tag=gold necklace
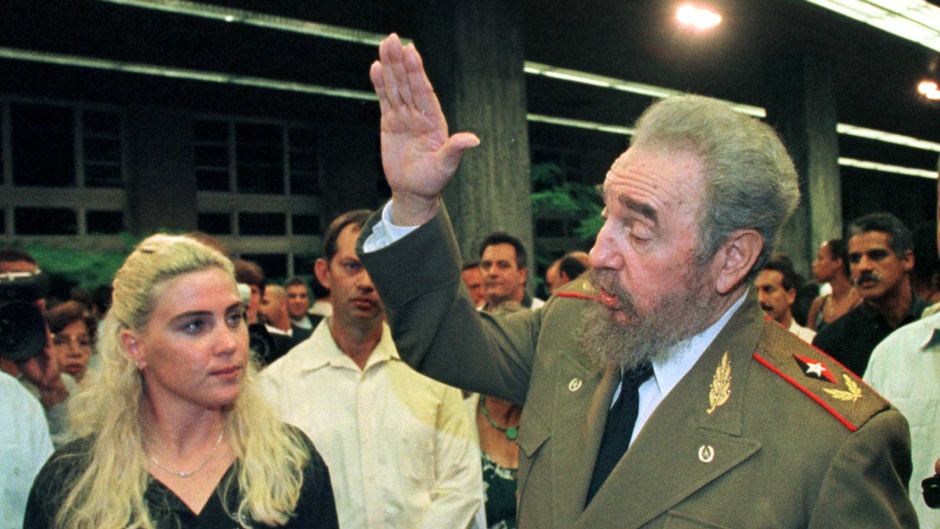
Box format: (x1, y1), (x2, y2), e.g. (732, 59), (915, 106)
(149, 431), (224, 478)
(479, 396), (519, 441)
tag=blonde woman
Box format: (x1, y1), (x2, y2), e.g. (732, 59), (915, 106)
(24, 235), (338, 529)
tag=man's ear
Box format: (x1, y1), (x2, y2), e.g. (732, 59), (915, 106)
(519, 266), (528, 285)
(901, 249), (915, 273)
(120, 329), (146, 369)
(712, 229), (764, 295)
(786, 288), (797, 306)
(314, 258), (331, 290)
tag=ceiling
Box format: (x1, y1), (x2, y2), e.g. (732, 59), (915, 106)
(1, 0), (937, 172)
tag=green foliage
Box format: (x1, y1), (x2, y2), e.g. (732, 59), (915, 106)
(15, 232), (141, 292)
(530, 162), (602, 244)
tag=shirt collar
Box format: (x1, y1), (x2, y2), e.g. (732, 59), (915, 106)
(919, 313), (940, 351)
(650, 289), (748, 397)
(292, 318), (399, 372)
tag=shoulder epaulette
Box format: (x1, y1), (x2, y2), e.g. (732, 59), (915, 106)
(751, 318), (889, 432)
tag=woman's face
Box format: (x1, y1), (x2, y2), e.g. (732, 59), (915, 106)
(123, 267), (248, 415)
(52, 319), (92, 380)
(811, 242), (841, 283)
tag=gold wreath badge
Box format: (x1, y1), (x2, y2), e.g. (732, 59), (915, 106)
(823, 374), (863, 403)
(706, 351), (731, 414)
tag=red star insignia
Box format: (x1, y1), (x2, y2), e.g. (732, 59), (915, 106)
(793, 353), (837, 383)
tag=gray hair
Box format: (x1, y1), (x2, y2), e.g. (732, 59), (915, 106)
(630, 95), (800, 281)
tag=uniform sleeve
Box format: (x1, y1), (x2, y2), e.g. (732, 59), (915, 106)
(415, 386), (484, 529)
(359, 207), (540, 405)
(807, 409), (918, 528)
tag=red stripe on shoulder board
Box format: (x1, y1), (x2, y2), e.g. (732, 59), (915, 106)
(752, 352), (858, 432)
(555, 292), (596, 301)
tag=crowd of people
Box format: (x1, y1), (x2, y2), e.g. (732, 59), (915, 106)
(2, 32), (940, 529)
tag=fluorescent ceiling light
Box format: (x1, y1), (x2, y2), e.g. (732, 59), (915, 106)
(676, 4), (723, 30)
(803, 0), (940, 53)
(836, 124), (940, 152)
(0, 47), (377, 102)
(527, 113), (635, 136)
(839, 157), (938, 179)
(97, 0), (408, 46)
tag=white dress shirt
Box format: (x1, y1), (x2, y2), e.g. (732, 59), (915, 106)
(0, 371), (53, 529)
(865, 312), (940, 529)
(261, 320), (483, 529)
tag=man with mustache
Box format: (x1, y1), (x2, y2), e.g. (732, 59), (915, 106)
(865, 156), (940, 529)
(359, 34), (915, 529)
(756, 254), (816, 343)
(813, 212), (927, 375)
(262, 209), (483, 529)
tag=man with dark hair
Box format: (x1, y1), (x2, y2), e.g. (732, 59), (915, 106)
(813, 212), (927, 375)
(547, 251), (591, 295)
(262, 209), (482, 529)
(756, 254), (815, 342)
(479, 231), (543, 310)
(357, 34), (915, 529)
(865, 155), (940, 527)
(284, 277), (319, 330)
(460, 261), (485, 308)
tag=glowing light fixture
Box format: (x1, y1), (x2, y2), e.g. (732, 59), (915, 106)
(918, 80), (940, 100)
(676, 4), (723, 30)
(803, 0), (940, 53)
(839, 157), (938, 179)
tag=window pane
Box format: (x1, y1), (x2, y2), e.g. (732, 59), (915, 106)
(86, 210), (124, 234)
(292, 214), (320, 235)
(236, 123), (283, 194)
(85, 163), (123, 188)
(0, 209), (5, 234)
(195, 144), (229, 168)
(15, 207), (77, 235)
(196, 169), (230, 192)
(84, 137), (121, 163)
(83, 110), (120, 136)
(289, 127), (319, 196)
(12, 104), (75, 187)
(239, 212), (285, 236)
(194, 120), (228, 143)
(240, 253), (287, 280)
(293, 253), (317, 277)
(198, 213), (232, 235)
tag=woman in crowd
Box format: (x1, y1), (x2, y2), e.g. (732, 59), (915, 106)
(25, 234), (338, 529)
(807, 238), (860, 331)
(45, 301), (94, 382)
(470, 302), (523, 529)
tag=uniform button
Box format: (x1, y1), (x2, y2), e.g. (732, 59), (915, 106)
(568, 378), (583, 392)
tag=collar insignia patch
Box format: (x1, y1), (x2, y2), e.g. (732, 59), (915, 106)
(793, 353), (837, 384)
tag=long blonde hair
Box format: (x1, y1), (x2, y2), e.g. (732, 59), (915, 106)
(57, 234), (310, 528)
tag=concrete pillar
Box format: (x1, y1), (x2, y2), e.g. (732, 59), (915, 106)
(764, 55), (842, 276)
(126, 107), (197, 235)
(416, 0), (533, 269)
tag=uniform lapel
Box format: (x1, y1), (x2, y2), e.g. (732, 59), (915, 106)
(575, 295), (766, 529)
(551, 355), (617, 524)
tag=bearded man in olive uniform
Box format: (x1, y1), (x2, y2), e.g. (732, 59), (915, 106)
(358, 34), (917, 529)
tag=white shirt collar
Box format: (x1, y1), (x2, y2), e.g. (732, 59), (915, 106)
(650, 289), (748, 398)
(293, 318), (399, 372)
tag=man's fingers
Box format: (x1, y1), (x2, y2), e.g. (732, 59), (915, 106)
(370, 61), (393, 118)
(404, 43), (445, 122)
(440, 132), (481, 173)
(379, 35), (403, 108)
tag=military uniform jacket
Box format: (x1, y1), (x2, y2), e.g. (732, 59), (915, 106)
(359, 209), (917, 529)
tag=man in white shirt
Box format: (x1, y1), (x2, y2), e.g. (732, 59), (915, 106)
(284, 277), (315, 330)
(755, 254), (816, 342)
(478, 232), (544, 310)
(0, 370), (53, 529)
(262, 209), (482, 529)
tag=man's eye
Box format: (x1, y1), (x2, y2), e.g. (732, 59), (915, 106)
(226, 313), (244, 328)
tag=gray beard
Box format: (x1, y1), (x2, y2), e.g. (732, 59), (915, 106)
(578, 268), (716, 371)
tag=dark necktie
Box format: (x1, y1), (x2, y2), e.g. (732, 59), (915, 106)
(586, 362), (654, 506)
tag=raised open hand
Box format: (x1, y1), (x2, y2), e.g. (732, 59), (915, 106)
(370, 33), (480, 225)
